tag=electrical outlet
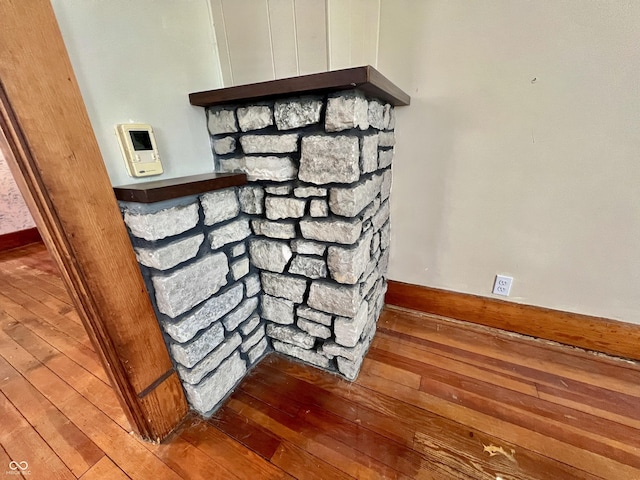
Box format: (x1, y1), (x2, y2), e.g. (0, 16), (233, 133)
(492, 275), (513, 296)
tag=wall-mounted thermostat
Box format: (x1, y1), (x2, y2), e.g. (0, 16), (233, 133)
(115, 123), (164, 177)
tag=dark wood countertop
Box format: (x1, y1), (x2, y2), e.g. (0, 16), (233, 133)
(113, 172), (247, 203)
(189, 65), (410, 108)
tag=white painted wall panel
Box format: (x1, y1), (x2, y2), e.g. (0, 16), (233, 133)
(327, 0), (351, 70)
(268, 0), (300, 78)
(210, 0), (234, 85)
(294, 0), (328, 75)
(222, 0), (275, 85)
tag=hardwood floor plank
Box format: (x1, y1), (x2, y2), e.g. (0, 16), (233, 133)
(209, 404), (282, 460)
(0, 312), (129, 429)
(0, 356), (104, 477)
(178, 415), (291, 480)
(79, 456), (131, 480)
(0, 292), (107, 383)
(227, 391), (410, 480)
(0, 391), (75, 480)
(381, 307), (640, 396)
(264, 355), (604, 480)
(270, 441), (356, 480)
(363, 357), (422, 389)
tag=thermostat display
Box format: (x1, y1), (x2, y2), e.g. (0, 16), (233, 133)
(116, 123), (164, 178)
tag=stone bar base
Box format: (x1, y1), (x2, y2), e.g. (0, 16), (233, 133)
(119, 87), (396, 415)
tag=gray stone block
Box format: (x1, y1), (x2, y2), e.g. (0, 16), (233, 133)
(308, 281), (361, 318)
(297, 318), (331, 339)
(218, 156), (244, 173)
(251, 219), (297, 239)
(241, 324), (266, 353)
(329, 174), (382, 217)
(161, 282), (243, 343)
(337, 355), (364, 381)
(387, 106), (396, 130)
(266, 324), (315, 349)
(208, 109), (238, 135)
(231, 256), (249, 280)
(231, 242), (246, 258)
(272, 340), (330, 369)
(183, 351), (246, 414)
(244, 156), (297, 182)
(248, 337), (269, 364)
(261, 294), (295, 324)
(261, 272), (307, 303)
(309, 199), (328, 217)
(238, 185), (264, 215)
(152, 253), (229, 318)
(378, 131), (395, 147)
(209, 218), (251, 250)
(381, 169), (392, 202)
(245, 273), (261, 297)
(291, 239), (326, 256)
(201, 189), (240, 226)
(361, 134), (379, 174)
(265, 185), (292, 195)
(170, 322), (224, 368)
(124, 202), (199, 241)
(274, 97), (322, 130)
(293, 186), (327, 198)
(237, 105), (273, 132)
(380, 221), (390, 250)
(296, 305), (332, 326)
(372, 232), (381, 255)
(325, 90), (369, 132)
(299, 135), (360, 185)
(383, 104), (393, 130)
(240, 313), (261, 336)
(321, 340), (365, 362)
(240, 134), (298, 153)
(362, 197), (381, 223)
(288, 255), (327, 279)
(223, 296), (259, 332)
(177, 333), (242, 384)
(327, 229), (372, 284)
(213, 136), (236, 155)
(367, 100), (385, 130)
(372, 200), (390, 232)
(378, 149), (394, 169)
(334, 300), (369, 348)
(249, 238), (292, 273)
(300, 218), (362, 245)
(265, 197), (306, 220)
(135, 233), (204, 271)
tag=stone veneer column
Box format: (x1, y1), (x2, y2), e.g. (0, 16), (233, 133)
(119, 193), (267, 414)
(209, 89), (394, 380)
(119, 88), (397, 415)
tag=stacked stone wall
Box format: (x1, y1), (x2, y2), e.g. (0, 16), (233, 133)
(120, 194), (267, 414)
(119, 88), (395, 415)
(209, 89), (394, 380)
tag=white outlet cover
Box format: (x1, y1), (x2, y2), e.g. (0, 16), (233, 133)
(492, 275), (513, 296)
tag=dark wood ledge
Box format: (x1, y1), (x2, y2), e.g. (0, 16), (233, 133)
(189, 65), (410, 108)
(113, 172), (247, 203)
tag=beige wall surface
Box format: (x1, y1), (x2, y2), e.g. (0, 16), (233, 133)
(51, 0), (223, 186)
(378, 0), (640, 323)
(0, 150), (36, 235)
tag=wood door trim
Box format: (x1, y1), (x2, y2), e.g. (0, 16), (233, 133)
(0, 1), (187, 441)
(385, 280), (640, 362)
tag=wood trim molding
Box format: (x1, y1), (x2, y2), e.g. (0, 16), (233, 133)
(113, 172), (247, 203)
(0, 1), (187, 441)
(385, 280), (640, 362)
(0, 227), (41, 252)
(189, 65), (411, 107)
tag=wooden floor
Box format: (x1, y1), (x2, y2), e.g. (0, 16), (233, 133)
(0, 244), (639, 479)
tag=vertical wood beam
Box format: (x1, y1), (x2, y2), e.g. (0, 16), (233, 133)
(0, 0), (188, 441)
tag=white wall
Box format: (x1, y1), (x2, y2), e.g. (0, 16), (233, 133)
(378, 0), (640, 323)
(0, 150), (36, 235)
(51, 0), (223, 186)
(211, 0), (380, 86)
